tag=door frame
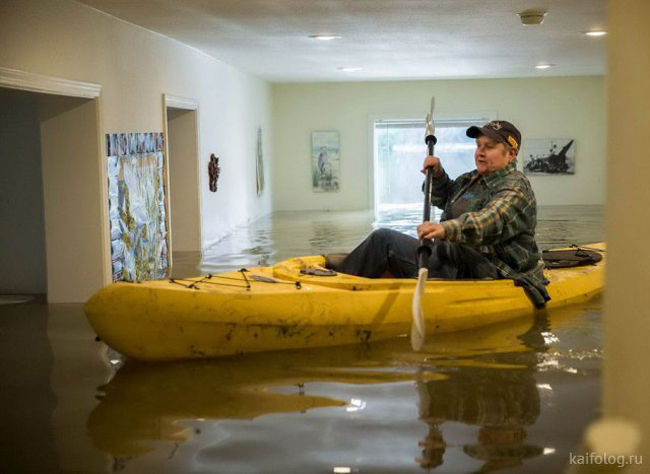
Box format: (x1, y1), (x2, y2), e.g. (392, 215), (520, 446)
(162, 94), (202, 264)
(0, 66), (109, 302)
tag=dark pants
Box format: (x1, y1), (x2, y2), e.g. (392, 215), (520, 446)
(337, 228), (499, 279)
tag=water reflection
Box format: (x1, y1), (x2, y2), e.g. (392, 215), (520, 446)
(88, 302), (599, 472)
(88, 342), (439, 459)
(415, 316), (549, 470)
(309, 220), (348, 251)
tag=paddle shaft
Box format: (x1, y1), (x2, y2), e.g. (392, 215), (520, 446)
(411, 99), (437, 350)
(417, 136), (437, 268)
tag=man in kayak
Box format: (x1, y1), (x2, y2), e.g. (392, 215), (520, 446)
(336, 120), (550, 307)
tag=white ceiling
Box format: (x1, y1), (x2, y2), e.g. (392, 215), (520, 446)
(77, 0), (607, 83)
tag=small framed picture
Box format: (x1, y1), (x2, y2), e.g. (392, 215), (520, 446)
(522, 138), (576, 175)
(311, 131), (340, 192)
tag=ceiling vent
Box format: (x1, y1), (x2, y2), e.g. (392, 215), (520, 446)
(518, 9), (547, 25)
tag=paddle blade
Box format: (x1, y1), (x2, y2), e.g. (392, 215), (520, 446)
(411, 267), (427, 351)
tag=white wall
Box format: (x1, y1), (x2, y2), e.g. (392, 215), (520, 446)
(273, 76), (605, 210)
(602, 0), (650, 469)
(38, 94), (106, 302)
(0, 0), (273, 255)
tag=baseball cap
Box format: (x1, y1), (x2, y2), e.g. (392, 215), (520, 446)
(466, 120), (521, 153)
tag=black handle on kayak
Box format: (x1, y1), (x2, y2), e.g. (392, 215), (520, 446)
(417, 135), (437, 268)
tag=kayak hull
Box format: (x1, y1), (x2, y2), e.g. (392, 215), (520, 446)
(84, 243), (605, 361)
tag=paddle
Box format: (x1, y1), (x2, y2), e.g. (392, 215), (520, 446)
(411, 97), (437, 351)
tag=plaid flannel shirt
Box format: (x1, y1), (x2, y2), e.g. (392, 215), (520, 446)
(430, 162), (548, 298)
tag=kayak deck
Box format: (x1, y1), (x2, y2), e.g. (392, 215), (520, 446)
(84, 243), (605, 361)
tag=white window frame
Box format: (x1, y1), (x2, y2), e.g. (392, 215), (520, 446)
(368, 112), (496, 216)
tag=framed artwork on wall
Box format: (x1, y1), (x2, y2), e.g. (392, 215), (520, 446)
(256, 126), (265, 196)
(522, 138), (576, 175)
(311, 131), (340, 192)
(106, 132), (169, 282)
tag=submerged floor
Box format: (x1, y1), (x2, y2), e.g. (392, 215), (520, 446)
(0, 205), (603, 473)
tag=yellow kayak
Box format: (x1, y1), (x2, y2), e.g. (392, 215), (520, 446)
(84, 243), (605, 361)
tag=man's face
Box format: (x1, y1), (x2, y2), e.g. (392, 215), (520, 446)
(474, 135), (515, 175)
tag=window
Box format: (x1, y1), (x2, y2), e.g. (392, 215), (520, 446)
(373, 117), (492, 229)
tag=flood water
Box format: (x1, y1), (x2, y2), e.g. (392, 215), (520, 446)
(1, 205), (603, 473)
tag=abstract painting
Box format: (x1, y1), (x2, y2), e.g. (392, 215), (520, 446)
(311, 131), (340, 192)
(106, 133), (169, 282)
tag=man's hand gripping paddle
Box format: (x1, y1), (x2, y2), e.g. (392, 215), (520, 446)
(411, 96), (437, 351)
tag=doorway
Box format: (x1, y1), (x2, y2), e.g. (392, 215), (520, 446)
(0, 69), (106, 303)
(0, 88), (47, 297)
(164, 96), (201, 274)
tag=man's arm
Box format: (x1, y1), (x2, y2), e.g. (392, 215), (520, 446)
(422, 155), (454, 210)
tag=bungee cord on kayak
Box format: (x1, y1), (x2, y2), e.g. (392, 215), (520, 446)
(168, 271), (303, 291)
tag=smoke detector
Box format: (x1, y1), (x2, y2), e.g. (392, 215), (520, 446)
(518, 9), (547, 25)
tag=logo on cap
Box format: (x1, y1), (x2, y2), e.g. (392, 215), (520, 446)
(487, 121), (503, 130)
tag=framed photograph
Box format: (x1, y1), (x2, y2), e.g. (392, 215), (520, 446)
(311, 131), (340, 192)
(522, 138), (576, 175)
